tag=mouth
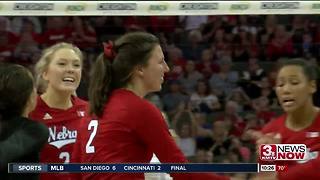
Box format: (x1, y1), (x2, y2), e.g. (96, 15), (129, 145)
(282, 98), (295, 107)
(62, 77), (76, 83)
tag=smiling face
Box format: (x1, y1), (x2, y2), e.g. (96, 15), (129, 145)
(43, 48), (82, 94)
(139, 44), (169, 93)
(275, 65), (316, 113)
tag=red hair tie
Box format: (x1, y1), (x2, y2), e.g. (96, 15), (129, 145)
(103, 41), (116, 62)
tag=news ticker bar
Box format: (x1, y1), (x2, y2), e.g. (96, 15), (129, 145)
(9, 163), (262, 173)
(0, 1), (319, 16)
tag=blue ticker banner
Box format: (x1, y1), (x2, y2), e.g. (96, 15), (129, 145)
(9, 163), (258, 173)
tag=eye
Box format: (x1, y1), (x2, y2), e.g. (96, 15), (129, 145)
(291, 81), (299, 85)
(276, 81), (284, 87)
(57, 62), (66, 66)
(73, 64), (81, 68)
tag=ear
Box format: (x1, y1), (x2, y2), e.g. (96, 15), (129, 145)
(309, 80), (316, 94)
(134, 65), (144, 77)
(42, 71), (49, 81)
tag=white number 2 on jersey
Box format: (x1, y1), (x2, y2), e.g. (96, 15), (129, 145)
(86, 120), (98, 154)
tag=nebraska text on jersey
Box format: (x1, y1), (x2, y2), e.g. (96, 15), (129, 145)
(48, 126), (77, 149)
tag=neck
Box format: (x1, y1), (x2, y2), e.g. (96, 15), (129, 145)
(41, 87), (73, 110)
(124, 82), (146, 98)
(286, 100), (318, 131)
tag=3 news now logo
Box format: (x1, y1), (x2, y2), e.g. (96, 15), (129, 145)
(260, 144), (308, 161)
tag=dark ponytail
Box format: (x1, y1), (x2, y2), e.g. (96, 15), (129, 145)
(88, 54), (113, 117)
(89, 32), (160, 117)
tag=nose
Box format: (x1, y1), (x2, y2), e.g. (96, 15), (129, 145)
(66, 64), (75, 73)
(163, 61), (170, 73)
(281, 83), (292, 94)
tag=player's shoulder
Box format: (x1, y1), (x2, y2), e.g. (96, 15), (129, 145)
(111, 89), (157, 110)
(262, 114), (286, 133)
(72, 96), (88, 107)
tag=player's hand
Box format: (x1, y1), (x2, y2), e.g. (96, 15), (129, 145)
(246, 130), (281, 155)
(246, 130), (281, 145)
(256, 133), (281, 146)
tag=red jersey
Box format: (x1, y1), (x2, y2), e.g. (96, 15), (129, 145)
(262, 113), (320, 180)
(29, 96), (88, 180)
(72, 89), (228, 180)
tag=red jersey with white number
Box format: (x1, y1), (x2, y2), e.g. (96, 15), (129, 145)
(29, 96), (88, 180)
(262, 112), (320, 180)
(71, 89), (228, 180)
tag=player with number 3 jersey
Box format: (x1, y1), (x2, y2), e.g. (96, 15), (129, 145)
(30, 42), (88, 180)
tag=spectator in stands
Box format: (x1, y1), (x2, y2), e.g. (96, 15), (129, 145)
(219, 100), (246, 137)
(252, 96), (276, 124)
(124, 17), (148, 32)
(209, 121), (232, 160)
(18, 18), (42, 43)
(11, 17), (42, 34)
(267, 25), (294, 61)
(91, 17), (124, 43)
(226, 88), (252, 112)
(179, 16), (208, 31)
(145, 92), (164, 110)
(149, 16), (178, 34)
(231, 31), (251, 62)
(71, 17), (97, 53)
(172, 103), (197, 159)
(180, 60), (204, 94)
(163, 80), (189, 119)
(242, 113), (263, 132)
(239, 58), (267, 99)
(165, 47), (186, 81)
(180, 30), (206, 60)
(212, 29), (230, 60)
(14, 31), (41, 66)
(209, 56), (239, 97)
(194, 148), (213, 163)
(258, 15), (278, 46)
(259, 76), (278, 107)
(196, 48), (220, 79)
(190, 79), (221, 114)
(41, 17), (73, 47)
(193, 112), (213, 137)
(0, 17), (19, 63)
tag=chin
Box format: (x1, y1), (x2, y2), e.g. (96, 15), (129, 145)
(282, 106), (296, 113)
(60, 87), (77, 93)
(156, 85), (162, 91)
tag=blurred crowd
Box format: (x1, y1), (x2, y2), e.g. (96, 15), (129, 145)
(1, 15), (320, 166)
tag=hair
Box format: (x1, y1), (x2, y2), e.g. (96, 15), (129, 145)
(0, 63), (34, 120)
(34, 42), (83, 93)
(278, 58), (319, 81)
(89, 32), (160, 117)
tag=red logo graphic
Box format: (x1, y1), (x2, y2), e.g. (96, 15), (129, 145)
(260, 144), (277, 161)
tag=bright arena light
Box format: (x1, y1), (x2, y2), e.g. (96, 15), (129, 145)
(0, 1), (319, 16)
